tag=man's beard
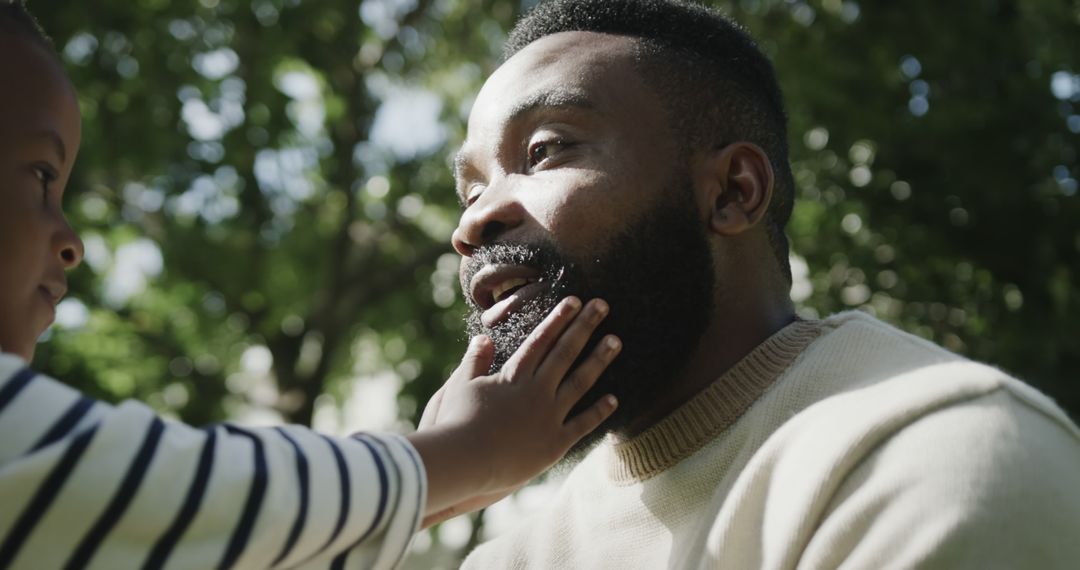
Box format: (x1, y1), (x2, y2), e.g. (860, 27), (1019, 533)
(462, 181), (715, 454)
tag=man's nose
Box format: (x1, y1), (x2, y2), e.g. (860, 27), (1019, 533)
(451, 183), (526, 256)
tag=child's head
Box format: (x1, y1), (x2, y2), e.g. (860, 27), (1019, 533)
(0, 1), (84, 361)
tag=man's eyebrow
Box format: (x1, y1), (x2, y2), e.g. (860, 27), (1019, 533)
(452, 149), (470, 201)
(453, 150), (469, 182)
(452, 148), (478, 208)
(505, 89), (595, 123)
(35, 130), (67, 164)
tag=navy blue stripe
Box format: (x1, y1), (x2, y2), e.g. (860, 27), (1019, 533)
(0, 367), (36, 413)
(330, 434), (391, 569)
(142, 429), (217, 570)
(319, 435), (351, 551)
(400, 438), (425, 546)
(330, 436), (419, 570)
(65, 417), (165, 570)
(369, 436), (403, 551)
(293, 434), (361, 569)
(270, 427), (309, 567)
(351, 435), (390, 539)
(0, 425), (100, 568)
(330, 543), (348, 569)
(361, 436), (425, 570)
(33, 396), (95, 451)
(367, 435), (403, 530)
(217, 425), (268, 570)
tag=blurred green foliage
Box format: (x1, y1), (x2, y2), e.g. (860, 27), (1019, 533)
(34, 0), (516, 429)
(28, 0), (1080, 563)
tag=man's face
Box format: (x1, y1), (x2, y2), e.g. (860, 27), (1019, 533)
(452, 32), (715, 442)
(0, 36), (84, 361)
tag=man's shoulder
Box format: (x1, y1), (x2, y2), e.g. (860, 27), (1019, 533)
(707, 332), (1080, 568)
(788, 311), (1031, 407)
(782, 311), (1078, 456)
(785, 357), (1078, 456)
(767, 311), (989, 425)
(816, 310), (961, 365)
(746, 312), (1080, 534)
(786, 363), (1080, 568)
(805, 310), (1075, 432)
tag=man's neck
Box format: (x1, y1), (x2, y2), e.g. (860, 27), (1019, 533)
(612, 300), (796, 441)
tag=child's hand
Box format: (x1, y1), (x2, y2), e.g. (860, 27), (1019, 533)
(408, 297), (620, 525)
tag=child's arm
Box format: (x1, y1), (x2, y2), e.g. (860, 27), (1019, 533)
(407, 296), (619, 526)
(0, 352), (426, 569)
(0, 297), (613, 569)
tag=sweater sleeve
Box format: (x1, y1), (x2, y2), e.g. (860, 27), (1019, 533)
(0, 354), (426, 570)
(797, 386), (1080, 569)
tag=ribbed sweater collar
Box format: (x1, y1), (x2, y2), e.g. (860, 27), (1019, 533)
(605, 318), (826, 484)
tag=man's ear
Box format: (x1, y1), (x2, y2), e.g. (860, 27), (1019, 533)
(693, 142), (775, 237)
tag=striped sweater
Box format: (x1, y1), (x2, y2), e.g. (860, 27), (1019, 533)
(0, 353), (425, 570)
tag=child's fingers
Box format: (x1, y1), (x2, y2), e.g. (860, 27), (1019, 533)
(500, 297), (582, 378)
(421, 336), (490, 430)
(453, 335), (495, 384)
(422, 509), (455, 530)
(555, 334), (621, 412)
(533, 299), (610, 389)
(420, 337), (492, 429)
(562, 393), (618, 445)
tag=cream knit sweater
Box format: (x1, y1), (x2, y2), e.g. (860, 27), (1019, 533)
(462, 311), (1080, 569)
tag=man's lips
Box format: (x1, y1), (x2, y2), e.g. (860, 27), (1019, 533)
(468, 264), (546, 326)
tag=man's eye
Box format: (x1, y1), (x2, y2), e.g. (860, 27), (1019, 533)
(461, 184), (484, 209)
(527, 139), (566, 168)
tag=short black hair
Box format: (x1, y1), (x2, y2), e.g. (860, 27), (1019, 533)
(505, 0), (794, 282)
(0, 1), (54, 49)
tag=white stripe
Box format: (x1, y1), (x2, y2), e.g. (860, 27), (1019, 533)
(333, 434), (390, 554)
(0, 428), (69, 551)
(277, 427), (342, 566)
(373, 434), (424, 570)
(226, 426), (295, 570)
(10, 403), (153, 569)
(0, 369), (88, 462)
(0, 353), (27, 388)
(159, 425), (241, 570)
(88, 413), (206, 570)
(340, 433), (406, 570)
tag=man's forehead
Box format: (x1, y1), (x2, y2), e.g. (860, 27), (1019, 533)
(510, 30), (639, 61)
(452, 30), (664, 193)
(464, 31), (639, 136)
(487, 31), (638, 90)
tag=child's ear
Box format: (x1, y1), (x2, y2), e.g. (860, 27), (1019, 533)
(693, 142), (775, 237)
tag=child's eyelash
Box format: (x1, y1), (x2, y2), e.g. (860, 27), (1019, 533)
(33, 165), (59, 206)
(34, 164), (59, 185)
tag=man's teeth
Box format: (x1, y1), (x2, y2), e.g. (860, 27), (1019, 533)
(492, 277), (536, 303)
